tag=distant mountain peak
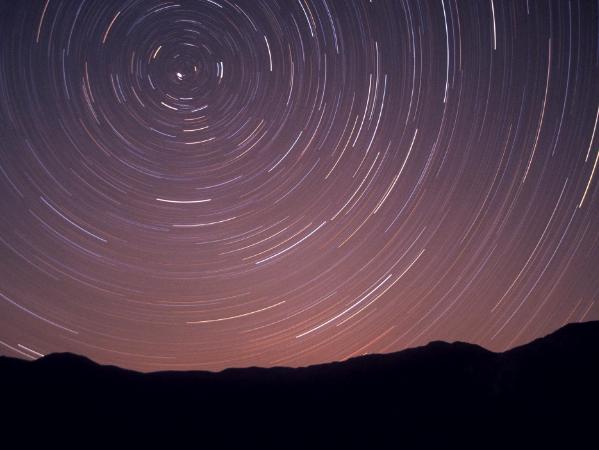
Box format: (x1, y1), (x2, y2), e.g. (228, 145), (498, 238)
(1, 320), (598, 448)
(34, 352), (97, 367)
(3, 320), (598, 374)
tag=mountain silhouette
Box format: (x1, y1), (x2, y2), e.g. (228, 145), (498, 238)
(2, 321), (599, 448)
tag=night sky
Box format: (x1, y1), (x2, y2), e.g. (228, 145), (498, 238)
(0, 0), (597, 372)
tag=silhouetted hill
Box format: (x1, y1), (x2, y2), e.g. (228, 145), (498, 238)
(2, 321), (599, 448)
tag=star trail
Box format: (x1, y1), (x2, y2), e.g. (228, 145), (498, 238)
(0, 0), (598, 371)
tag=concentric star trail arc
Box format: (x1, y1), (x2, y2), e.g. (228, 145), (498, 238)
(0, 0), (597, 371)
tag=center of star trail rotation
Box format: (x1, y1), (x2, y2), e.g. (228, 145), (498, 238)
(0, 0), (597, 371)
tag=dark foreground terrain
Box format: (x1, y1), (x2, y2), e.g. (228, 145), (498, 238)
(2, 321), (599, 448)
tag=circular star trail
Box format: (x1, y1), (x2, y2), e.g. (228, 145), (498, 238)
(0, 0), (598, 371)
